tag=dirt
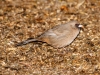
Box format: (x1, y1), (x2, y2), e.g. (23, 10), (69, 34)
(0, 0), (100, 75)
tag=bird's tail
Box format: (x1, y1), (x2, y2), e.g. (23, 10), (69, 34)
(15, 38), (38, 47)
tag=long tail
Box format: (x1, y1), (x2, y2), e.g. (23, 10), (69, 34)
(15, 38), (38, 47)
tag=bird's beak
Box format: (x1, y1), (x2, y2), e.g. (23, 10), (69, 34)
(78, 24), (84, 31)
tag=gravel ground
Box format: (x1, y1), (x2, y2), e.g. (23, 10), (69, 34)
(0, 0), (100, 75)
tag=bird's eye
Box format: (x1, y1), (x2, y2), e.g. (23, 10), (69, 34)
(75, 24), (80, 28)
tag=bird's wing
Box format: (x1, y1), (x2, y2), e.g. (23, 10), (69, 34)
(38, 24), (70, 40)
(51, 25), (70, 37)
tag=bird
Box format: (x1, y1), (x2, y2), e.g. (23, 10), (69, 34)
(15, 20), (83, 48)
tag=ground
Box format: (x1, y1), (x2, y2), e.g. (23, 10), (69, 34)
(0, 0), (100, 75)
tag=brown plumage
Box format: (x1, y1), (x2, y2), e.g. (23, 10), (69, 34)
(16, 20), (83, 48)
